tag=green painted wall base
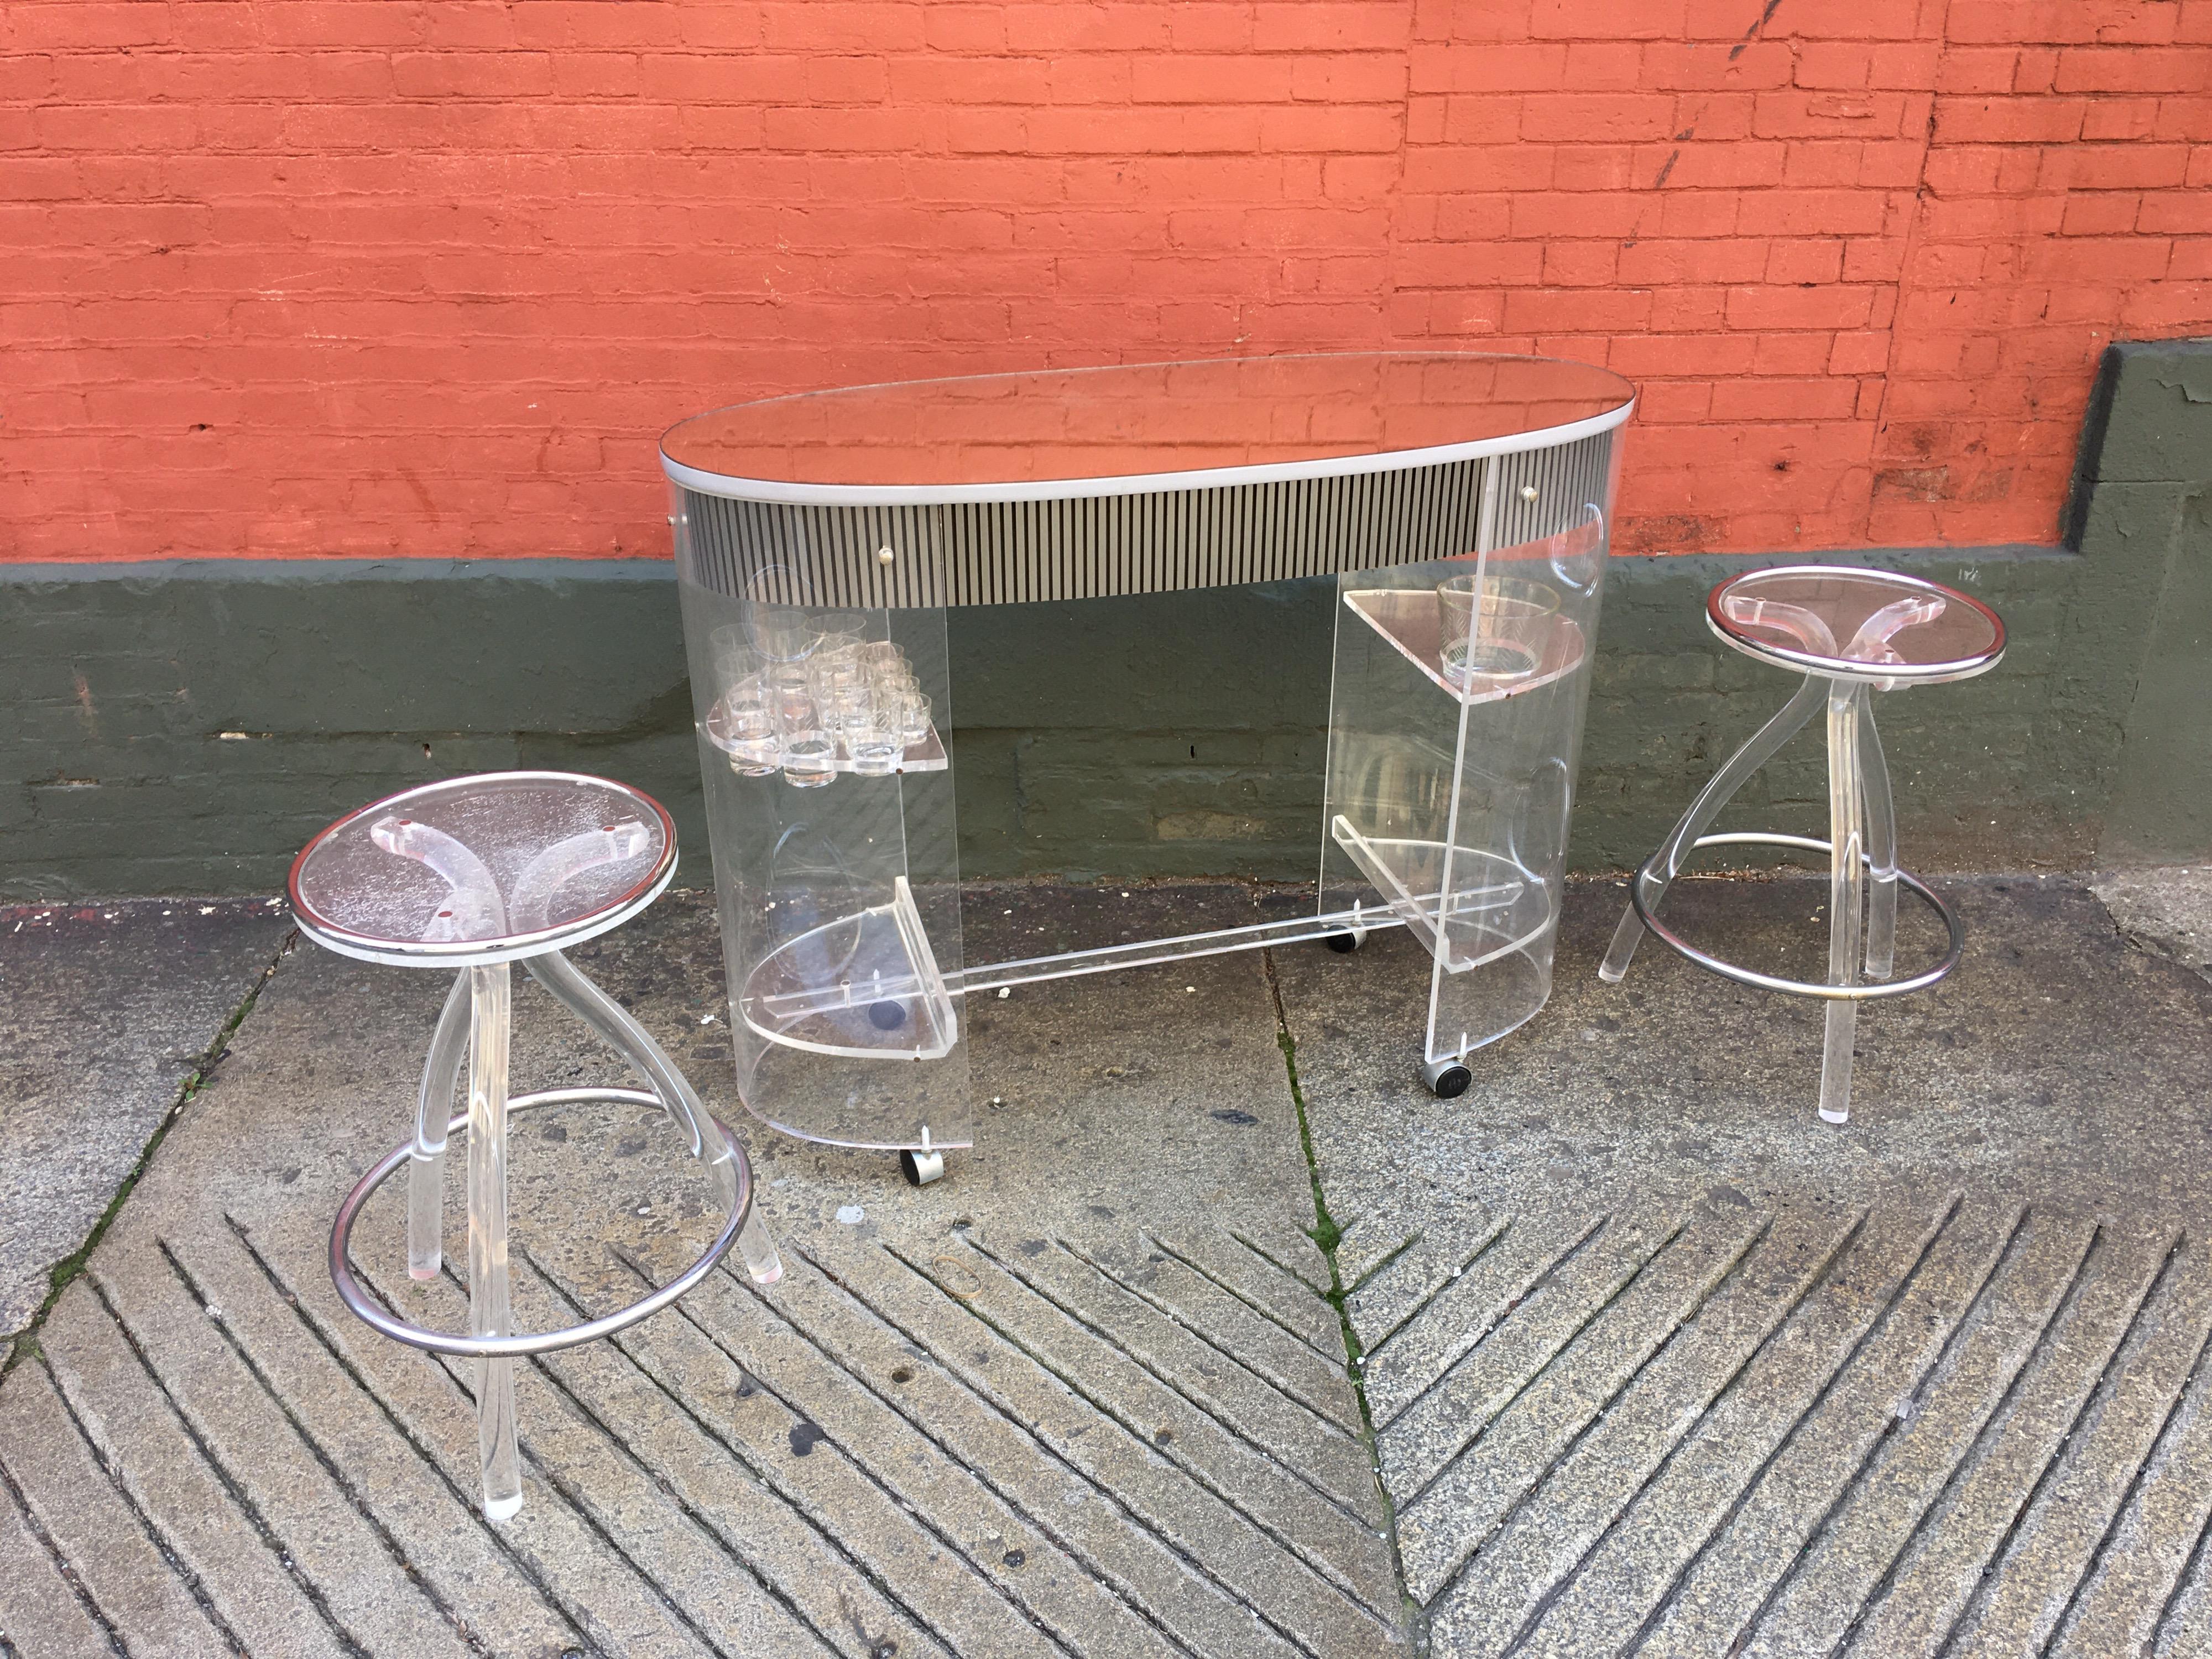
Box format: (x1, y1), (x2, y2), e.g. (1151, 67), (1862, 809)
(4, 339), (2204, 898)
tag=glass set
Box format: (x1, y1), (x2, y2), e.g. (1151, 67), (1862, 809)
(703, 609), (938, 786)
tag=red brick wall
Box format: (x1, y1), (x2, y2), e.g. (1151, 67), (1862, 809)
(4, 1), (2205, 562)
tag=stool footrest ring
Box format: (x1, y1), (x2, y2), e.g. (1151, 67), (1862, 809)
(330, 1087), (753, 1360)
(1629, 831), (1963, 1001)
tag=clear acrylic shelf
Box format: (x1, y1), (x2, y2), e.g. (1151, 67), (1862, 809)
(738, 877), (960, 1060)
(1329, 815), (1555, 974)
(1342, 588), (1586, 703)
(701, 692), (948, 776)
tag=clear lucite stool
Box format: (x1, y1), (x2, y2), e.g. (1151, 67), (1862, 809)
(1600, 566), (2005, 1124)
(288, 771), (782, 1520)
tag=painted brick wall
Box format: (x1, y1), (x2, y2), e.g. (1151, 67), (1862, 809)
(4, 1), (2206, 562)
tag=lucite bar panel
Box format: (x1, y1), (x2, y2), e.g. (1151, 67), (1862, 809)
(1322, 484), (1616, 1068)
(678, 518), (971, 1154)
(1426, 505), (1611, 1066)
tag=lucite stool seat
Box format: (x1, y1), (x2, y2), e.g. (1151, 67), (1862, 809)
(1600, 566), (2005, 1124)
(289, 770), (782, 1521)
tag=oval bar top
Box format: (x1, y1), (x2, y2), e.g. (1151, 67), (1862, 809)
(662, 352), (1635, 505)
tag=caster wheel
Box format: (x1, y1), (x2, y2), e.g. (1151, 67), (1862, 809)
(900, 1147), (946, 1186)
(1421, 1057), (1473, 1099)
(868, 999), (909, 1031)
(1324, 926), (1369, 954)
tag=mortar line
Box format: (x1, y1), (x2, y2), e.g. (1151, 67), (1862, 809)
(148, 1242), (487, 1655)
(1142, 1230), (1347, 1365)
(83, 1266), (377, 1659)
(1495, 1207), (1874, 1659)
(768, 1240), (1250, 1659)
(1929, 1230), (2188, 1659)
(1042, 1234), (1361, 1443)
(1419, 1213), (1775, 1613)
(889, 1235), (1394, 1635)
(1260, 947), (1420, 1650)
(0, 1426), (129, 1657)
(1, 926), (294, 1385)
(2045, 1248), (2212, 1659)
(32, 1347), (249, 1656)
(1224, 1228), (1331, 1297)
(1624, 1193), (1966, 1658)
(1832, 1219), (2107, 1659)
(222, 1216), (606, 1657)
(1734, 1204), (2031, 1654)
(1378, 1215), (1612, 1434)
(1362, 1217), (1516, 1362)
(416, 1258), (831, 1659)
(518, 1246), (983, 1659)
(1400, 1213), (1693, 1512)
(879, 1239), (1349, 1659)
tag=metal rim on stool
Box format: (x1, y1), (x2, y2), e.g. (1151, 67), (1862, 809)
(329, 1087), (754, 1360)
(1629, 832), (1964, 1001)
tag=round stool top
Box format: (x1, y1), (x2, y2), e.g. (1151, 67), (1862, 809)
(1706, 566), (2005, 685)
(289, 772), (677, 968)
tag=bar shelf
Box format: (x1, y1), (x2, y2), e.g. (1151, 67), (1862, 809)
(1342, 588), (1586, 703)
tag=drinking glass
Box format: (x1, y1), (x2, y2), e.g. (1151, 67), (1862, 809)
(1436, 573), (1558, 688)
(723, 698), (780, 776)
(847, 719), (900, 776)
(892, 690), (933, 747)
(780, 730), (838, 787)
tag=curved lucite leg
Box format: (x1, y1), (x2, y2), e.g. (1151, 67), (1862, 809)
(1820, 681), (1865, 1126)
(409, 972), (471, 1280)
(526, 952), (704, 1157)
(526, 951), (784, 1287)
(1601, 674), (1828, 983)
(1856, 685), (1898, 981)
(467, 963), (523, 1521)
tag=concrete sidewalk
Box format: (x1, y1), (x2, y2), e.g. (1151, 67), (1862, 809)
(2, 875), (2208, 1657)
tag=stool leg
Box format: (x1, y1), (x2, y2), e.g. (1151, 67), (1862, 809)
(1601, 673), (1827, 983)
(1820, 679), (1865, 1125)
(1856, 685), (1898, 980)
(467, 962), (524, 1520)
(528, 952), (785, 1286)
(408, 972), (469, 1280)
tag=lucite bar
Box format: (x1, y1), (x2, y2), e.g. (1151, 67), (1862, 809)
(1819, 681), (1865, 1126)
(952, 904), (1410, 998)
(466, 962), (523, 1521)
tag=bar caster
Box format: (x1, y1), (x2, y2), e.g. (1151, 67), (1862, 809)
(900, 1126), (947, 1187)
(1421, 1056), (1472, 1099)
(1326, 901), (1370, 953)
